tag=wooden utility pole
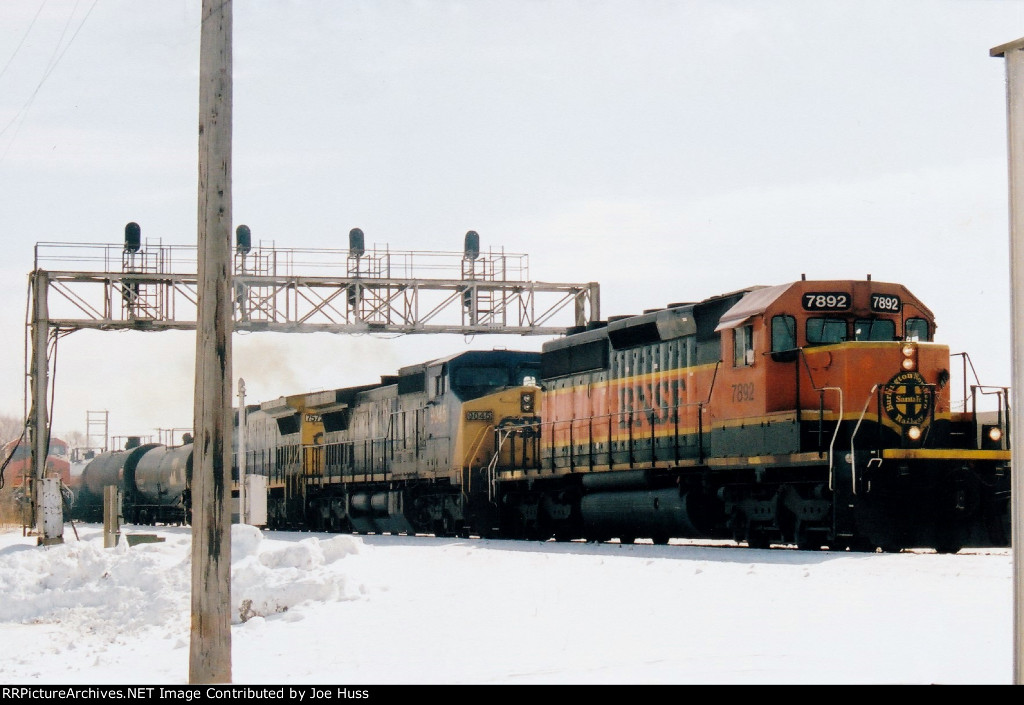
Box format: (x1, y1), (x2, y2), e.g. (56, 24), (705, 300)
(190, 0), (233, 684)
(992, 36), (1024, 685)
(237, 377), (246, 524)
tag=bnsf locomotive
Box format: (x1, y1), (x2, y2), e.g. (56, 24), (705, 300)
(505, 278), (1010, 552)
(72, 278), (1011, 552)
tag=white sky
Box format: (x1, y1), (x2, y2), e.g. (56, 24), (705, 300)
(0, 524), (1012, 684)
(0, 1), (1021, 440)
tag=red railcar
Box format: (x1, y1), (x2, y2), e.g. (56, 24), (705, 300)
(0, 436), (72, 488)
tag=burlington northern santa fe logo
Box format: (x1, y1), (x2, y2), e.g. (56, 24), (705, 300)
(882, 371), (931, 426)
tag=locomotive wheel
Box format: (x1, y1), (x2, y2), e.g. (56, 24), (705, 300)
(746, 526), (770, 550)
(619, 536), (636, 545)
(795, 523), (824, 551)
(329, 512), (347, 533)
(434, 517), (451, 538)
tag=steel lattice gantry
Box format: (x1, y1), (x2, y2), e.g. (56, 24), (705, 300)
(33, 241), (600, 334)
(23, 239), (600, 542)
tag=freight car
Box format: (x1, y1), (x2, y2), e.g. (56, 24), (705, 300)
(0, 436), (72, 489)
(0, 436), (73, 524)
(70, 439), (192, 525)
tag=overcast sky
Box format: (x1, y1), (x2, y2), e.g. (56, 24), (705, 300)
(0, 0), (1021, 443)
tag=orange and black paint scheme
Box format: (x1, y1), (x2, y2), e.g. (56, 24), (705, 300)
(493, 279), (1010, 552)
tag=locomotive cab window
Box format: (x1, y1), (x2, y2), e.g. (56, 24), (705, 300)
(771, 315), (797, 360)
(432, 372), (446, 397)
(733, 324), (754, 367)
(806, 317), (846, 345)
(453, 366), (513, 399)
(905, 318), (930, 341)
(853, 318), (896, 341)
(514, 363), (542, 387)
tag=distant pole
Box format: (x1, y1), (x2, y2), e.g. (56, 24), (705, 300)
(191, 0), (232, 685)
(237, 378), (246, 525)
(992, 36), (1024, 685)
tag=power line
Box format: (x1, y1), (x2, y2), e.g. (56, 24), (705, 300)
(0, 0), (99, 160)
(0, 0), (49, 84)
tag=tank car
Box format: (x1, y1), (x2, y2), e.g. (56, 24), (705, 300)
(489, 278), (1011, 552)
(130, 442), (192, 524)
(71, 441), (191, 525)
(72, 442), (161, 522)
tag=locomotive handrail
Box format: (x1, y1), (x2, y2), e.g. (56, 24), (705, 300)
(970, 384), (1011, 450)
(540, 395), (709, 472)
(951, 351), (982, 412)
(846, 384), (878, 495)
(796, 349), (829, 453)
(487, 426), (519, 502)
(818, 387), (843, 491)
(316, 435), (391, 481)
(701, 362), (721, 465)
(463, 424), (495, 495)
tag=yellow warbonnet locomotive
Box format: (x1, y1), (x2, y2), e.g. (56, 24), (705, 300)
(72, 278), (1011, 552)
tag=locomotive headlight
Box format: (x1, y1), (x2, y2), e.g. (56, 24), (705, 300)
(989, 427), (1003, 443)
(900, 343), (917, 371)
(520, 391), (535, 413)
(907, 425), (922, 441)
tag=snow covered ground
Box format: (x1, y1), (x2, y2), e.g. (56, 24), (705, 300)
(0, 523), (1012, 685)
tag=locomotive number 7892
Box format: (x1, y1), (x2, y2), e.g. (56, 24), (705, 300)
(802, 292), (850, 311)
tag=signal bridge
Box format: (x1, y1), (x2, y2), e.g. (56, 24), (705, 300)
(24, 226), (600, 544)
(33, 227), (600, 335)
